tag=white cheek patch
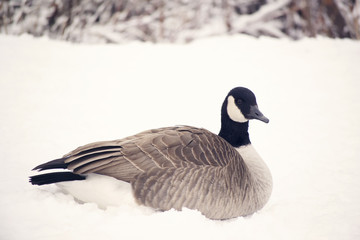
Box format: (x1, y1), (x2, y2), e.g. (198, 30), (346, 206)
(227, 95), (248, 123)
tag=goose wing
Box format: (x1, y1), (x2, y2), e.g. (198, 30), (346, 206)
(64, 126), (239, 182)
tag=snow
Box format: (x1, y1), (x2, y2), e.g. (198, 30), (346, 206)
(0, 34), (360, 240)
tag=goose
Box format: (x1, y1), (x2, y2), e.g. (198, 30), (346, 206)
(30, 87), (272, 220)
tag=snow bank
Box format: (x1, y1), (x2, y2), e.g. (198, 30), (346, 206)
(0, 34), (360, 240)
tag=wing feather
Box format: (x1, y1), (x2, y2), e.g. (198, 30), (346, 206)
(67, 152), (121, 170)
(60, 126), (241, 189)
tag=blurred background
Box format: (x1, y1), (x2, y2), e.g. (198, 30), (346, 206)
(0, 0), (359, 43)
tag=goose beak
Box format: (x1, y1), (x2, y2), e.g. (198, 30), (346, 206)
(247, 105), (269, 123)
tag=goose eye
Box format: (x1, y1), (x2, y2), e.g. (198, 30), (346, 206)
(236, 99), (243, 105)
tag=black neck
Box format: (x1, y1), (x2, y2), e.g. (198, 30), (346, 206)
(218, 113), (251, 148)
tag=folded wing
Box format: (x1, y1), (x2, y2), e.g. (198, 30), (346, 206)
(63, 126), (237, 181)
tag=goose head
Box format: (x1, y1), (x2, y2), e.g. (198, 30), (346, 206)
(225, 87), (269, 124)
(219, 87), (269, 147)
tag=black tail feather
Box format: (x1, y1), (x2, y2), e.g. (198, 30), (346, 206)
(29, 172), (86, 185)
(32, 158), (69, 171)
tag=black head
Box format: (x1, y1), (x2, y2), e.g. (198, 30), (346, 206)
(223, 87), (269, 124)
(219, 87), (269, 147)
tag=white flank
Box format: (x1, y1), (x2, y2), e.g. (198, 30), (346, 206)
(56, 174), (137, 209)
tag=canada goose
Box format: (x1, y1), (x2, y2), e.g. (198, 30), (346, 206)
(30, 87), (272, 220)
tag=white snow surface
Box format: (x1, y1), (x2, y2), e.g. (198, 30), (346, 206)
(0, 34), (360, 240)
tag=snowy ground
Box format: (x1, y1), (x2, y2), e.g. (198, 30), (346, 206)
(0, 34), (360, 240)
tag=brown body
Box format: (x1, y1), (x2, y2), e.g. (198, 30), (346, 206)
(61, 126), (269, 219)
